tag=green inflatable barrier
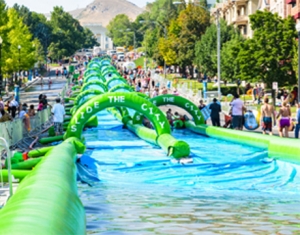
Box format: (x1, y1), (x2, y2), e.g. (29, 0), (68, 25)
(0, 138), (86, 235)
(84, 73), (106, 83)
(28, 146), (54, 158)
(1, 169), (31, 182)
(65, 92), (171, 140)
(184, 121), (300, 164)
(39, 135), (64, 144)
(81, 81), (108, 93)
(11, 158), (42, 170)
(64, 116), (98, 128)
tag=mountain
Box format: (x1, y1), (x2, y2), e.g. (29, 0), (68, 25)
(74, 0), (144, 27)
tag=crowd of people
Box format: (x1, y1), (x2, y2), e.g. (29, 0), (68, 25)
(198, 94), (300, 139)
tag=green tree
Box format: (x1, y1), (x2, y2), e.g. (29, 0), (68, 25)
(48, 6), (86, 60)
(82, 27), (99, 48)
(195, 19), (240, 77)
(5, 8), (35, 75)
(236, 11), (297, 87)
(0, 0), (8, 92)
(13, 4), (52, 55)
(175, 3), (210, 75)
(221, 35), (244, 82)
(107, 14), (132, 47)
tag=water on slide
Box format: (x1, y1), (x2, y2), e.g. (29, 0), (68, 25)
(78, 110), (300, 234)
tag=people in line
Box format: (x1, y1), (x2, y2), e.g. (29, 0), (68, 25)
(209, 98), (221, 127)
(295, 103), (300, 139)
(198, 100), (206, 110)
(28, 105), (36, 117)
(9, 94), (19, 118)
(276, 101), (291, 138)
(230, 94), (245, 130)
(261, 97), (276, 135)
(51, 97), (65, 136)
(0, 109), (13, 122)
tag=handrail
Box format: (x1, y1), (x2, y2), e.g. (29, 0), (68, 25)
(0, 137), (13, 197)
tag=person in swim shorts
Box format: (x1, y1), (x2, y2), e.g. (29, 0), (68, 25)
(276, 101), (291, 138)
(261, 97), (276, 135)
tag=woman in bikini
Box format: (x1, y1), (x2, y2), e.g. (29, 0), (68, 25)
(276, 101), (291, 138)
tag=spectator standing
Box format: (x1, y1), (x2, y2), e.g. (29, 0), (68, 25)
(295, 103), (300, 139)
(28, 105), (36, 117)
(230, 94), (244, 130)
(51, 98), (65, 136)
(261, 97), (276, 135)
(0, 109), (12, 122)
(9, 95), (19, 118)
(276, 101), (291, 138)
(198, 100), (206, 110)
(209, 98), (222, 127)
(0, 97), (4, 111)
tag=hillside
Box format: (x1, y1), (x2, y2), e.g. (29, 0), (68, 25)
(75, 0), (143, 27)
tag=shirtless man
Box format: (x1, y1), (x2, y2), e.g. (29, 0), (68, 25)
(261, 97), (276, 135)
(276, 101), (291, 138)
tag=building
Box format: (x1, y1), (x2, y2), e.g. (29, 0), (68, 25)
(82, 23), (113, 51)
(210, 0), (287, 38)
(287, 0), (300, 19)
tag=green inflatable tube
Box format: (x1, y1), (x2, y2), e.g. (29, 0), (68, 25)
(0, 169), (31, 182)
(0, 137), (86, 235)
(185, 121), (300, 164)
(157, 133), (190, 159)
(28, 146), (53, 158)
(126, 121), (158, 145)
(108, 107), (190, 158)
(39, 135), (64, 144)
(11, 158), (42, 170)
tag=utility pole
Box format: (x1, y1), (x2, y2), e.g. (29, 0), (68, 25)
(216, 10), (221, 100)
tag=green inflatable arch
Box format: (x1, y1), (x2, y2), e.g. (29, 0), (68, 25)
(100, 65), (116, 74)
(64, 92), (171, 139)
(106, 77), (128, 89)
(87, 61), (101, 69)
(109, 84), (134, 93)
(132, 94), (205, 125)
(84, 74), (106, 83)
(103, 72), (120, 82)
(99, 58), (111, 67)
(80, 81), (108, 93)
(74, 89), (104, 107)
(84, 68), (101, 78)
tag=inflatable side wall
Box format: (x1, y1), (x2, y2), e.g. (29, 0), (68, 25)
(0, 138), (86, 235)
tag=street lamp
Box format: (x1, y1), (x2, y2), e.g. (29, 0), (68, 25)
(296, 21), (300, 103)
(125, 28), (136, 58)
(18, 45), (21, 86)
(140, 20), (167, 78)
(0, 36), (3, 96)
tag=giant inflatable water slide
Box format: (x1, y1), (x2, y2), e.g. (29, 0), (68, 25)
(0, 56), (300, 234)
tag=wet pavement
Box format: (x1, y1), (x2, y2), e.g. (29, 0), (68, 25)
(19, 68), (68, 108)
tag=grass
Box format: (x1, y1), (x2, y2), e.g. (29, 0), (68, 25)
(49, 63), (60, 67)
(134, 56), (156, 69)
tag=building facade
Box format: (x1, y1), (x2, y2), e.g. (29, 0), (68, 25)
(287, 0), (300, 19)
(81, 23), (113, 51)
(211, 0), (288, 38)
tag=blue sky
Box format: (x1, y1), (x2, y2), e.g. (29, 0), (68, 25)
(5, 0), (152, 13)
